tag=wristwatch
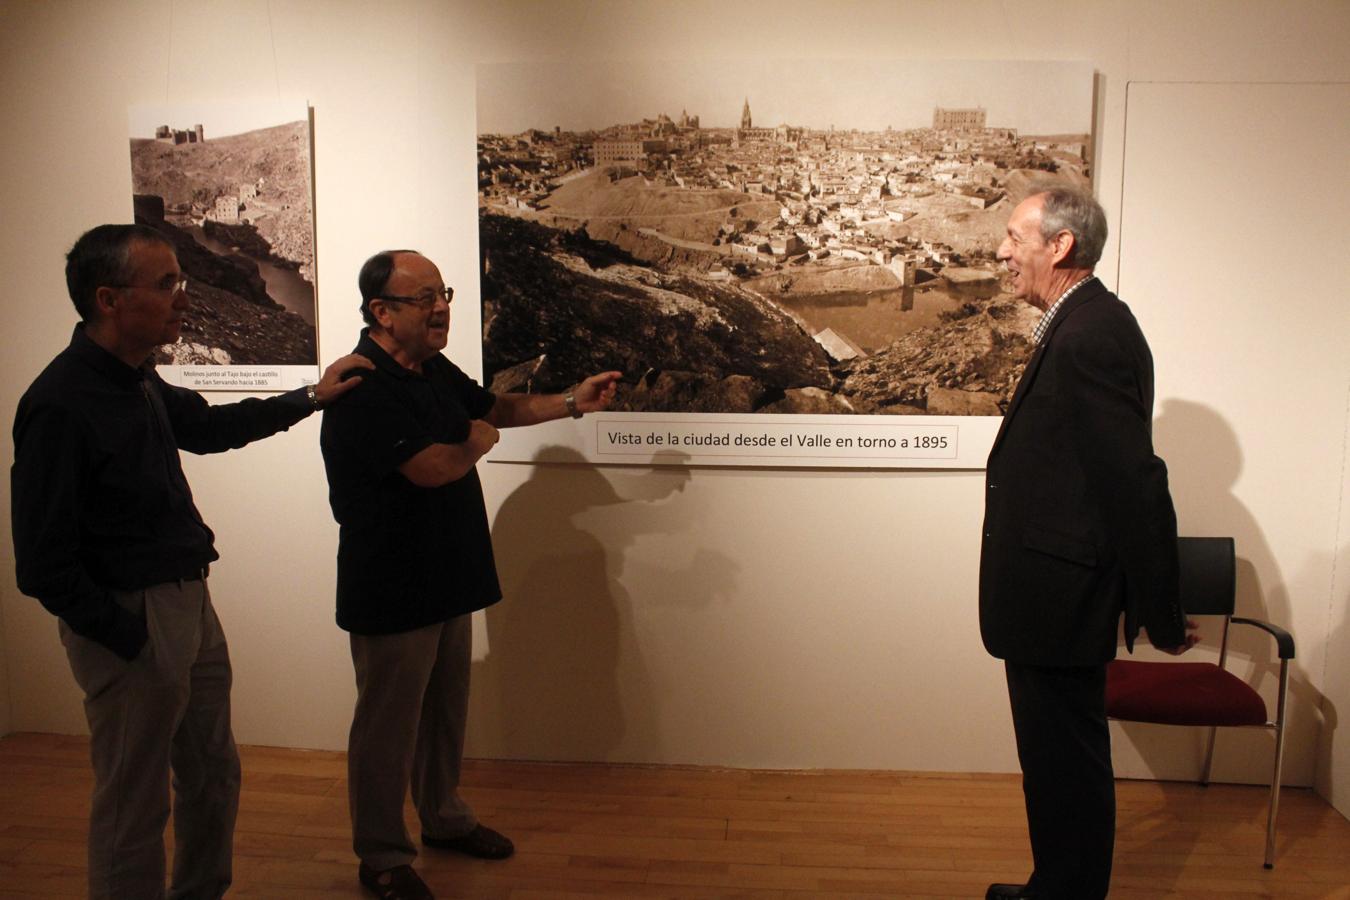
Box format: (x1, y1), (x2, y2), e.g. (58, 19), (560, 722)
(305, 384), (319, 409)
(564, 391), (582, 419)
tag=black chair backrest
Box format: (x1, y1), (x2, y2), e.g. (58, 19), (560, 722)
(1178, 536), (1236, 616)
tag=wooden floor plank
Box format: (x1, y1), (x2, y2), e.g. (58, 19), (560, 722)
(1, 732), (1347, 898)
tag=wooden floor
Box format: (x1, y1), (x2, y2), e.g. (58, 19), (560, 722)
(1, 733), (1348, 899)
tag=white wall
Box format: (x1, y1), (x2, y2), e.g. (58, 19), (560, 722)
(1111, 81), (1350, 804)
(0, 544), (9, 738)
(1327, 408), (1350, 813)
(1, 0), (1347, 816)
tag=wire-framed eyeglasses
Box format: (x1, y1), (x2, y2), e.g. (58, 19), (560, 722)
(378, 286), (454, 310)
(112, 277), (189, 295)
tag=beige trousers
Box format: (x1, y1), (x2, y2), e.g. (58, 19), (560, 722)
(60, 578), (239, 900)
(348, 614), (477, 871)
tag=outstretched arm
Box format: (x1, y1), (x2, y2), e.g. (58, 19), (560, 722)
(485, 371), (622, 429)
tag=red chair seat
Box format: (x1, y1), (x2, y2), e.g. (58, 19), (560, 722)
(1106, 659), (1268, 726)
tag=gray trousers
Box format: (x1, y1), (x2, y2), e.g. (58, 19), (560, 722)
(348, 614), (477, 871)
(60, 578), (240, 900)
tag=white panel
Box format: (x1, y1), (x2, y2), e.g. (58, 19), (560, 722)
(1324, 393), (1350, 812)
(1114, 82), (1350, 791)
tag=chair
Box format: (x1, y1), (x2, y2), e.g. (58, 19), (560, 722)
(1105, 536), (1294, 868)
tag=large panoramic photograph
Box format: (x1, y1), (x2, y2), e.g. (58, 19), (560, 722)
(128, 100), (319, 391)
(477, 59), (1092, 466)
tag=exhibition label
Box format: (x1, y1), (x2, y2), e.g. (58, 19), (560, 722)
(593, 417), (959, 462)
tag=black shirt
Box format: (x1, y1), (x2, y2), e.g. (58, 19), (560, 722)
(11, 325), (313, 658)
(320, 330), (501, 636)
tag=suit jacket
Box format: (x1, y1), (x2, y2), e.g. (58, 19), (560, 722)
(979, 278), (1186, 666)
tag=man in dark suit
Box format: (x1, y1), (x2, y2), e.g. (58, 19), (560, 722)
(980, 184), (1197, 900)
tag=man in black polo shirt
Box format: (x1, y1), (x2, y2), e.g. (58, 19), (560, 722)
(320, 249), (619, 900)
(11, 223), (372, 899)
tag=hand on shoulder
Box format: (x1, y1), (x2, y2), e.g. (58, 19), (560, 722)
(314, 353), (377, 406)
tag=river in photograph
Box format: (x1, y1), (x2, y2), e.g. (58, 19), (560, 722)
(187, 225), (315, 325)
(774, 286), (960, 353)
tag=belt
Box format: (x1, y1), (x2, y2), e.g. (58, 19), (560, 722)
(180, 565), (210, 582)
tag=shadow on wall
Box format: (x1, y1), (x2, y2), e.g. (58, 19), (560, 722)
(1112, 399), (1328, 882)
(466, 445), (695, 762)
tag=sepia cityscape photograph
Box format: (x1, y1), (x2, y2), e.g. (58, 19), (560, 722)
(478, 59), (1093, 416)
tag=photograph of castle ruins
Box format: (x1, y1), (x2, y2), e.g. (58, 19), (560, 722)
(129, 101), (318, 386)
(478, 59), (1092, 416)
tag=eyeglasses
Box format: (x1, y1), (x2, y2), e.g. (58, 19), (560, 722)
(378, 286), (454, 311)
(113, 278), (188, 295)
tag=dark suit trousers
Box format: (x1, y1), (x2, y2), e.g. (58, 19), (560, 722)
(1005, 660), (1114, 900)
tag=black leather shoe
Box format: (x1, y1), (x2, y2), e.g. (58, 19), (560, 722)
(359, 863), (434, 900)
(986, 885), (1036, 899)
(421, 823), (514, 859)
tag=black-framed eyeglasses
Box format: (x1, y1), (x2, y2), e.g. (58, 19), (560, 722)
(378, 286), (453, 310)
(112, 277), (188, 295)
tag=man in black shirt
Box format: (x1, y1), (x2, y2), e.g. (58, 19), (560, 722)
(11, 223), (372, 900)
(320, 250), (619, 900)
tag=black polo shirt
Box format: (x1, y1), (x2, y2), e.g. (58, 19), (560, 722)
(12, 325), (313, 658)
(320, 330), (501, 635)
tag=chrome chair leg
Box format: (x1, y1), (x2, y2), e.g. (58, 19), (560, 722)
(1264, 661), (1290, 869)
(1200, 724), (1218, 786)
